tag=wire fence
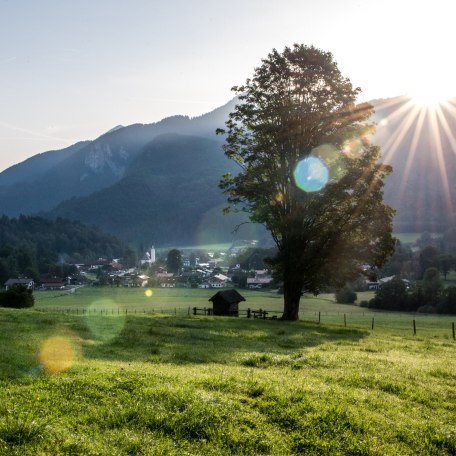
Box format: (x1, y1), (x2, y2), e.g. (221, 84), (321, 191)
(36, 306), (456, 339)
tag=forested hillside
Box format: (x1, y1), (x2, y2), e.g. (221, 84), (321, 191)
(0, 215), (131, 284)
(48, 134), (264, 246)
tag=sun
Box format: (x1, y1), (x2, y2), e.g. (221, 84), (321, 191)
(408, 86), (455, 110)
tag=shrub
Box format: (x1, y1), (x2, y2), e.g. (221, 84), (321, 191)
(335, 287), (357, 304)
(416, 305), (436, 314)
(436, 286), (456, 314)
(369, 277), (408, 311)
(422, 267), (443, 305)
(0, 285), (34, 309)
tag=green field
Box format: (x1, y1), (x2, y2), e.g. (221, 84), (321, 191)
(34, 287), (455, 338)
(0, 287), (455, 455)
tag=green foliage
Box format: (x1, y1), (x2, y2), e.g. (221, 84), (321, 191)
(229, 247), (276, 270)
(369, 277), (409, 311)
(436, 286), (456, 315)
(438, 254), (454, 280)
(419, 245), (440, 278)
(0, 285), (34, 309)
(380, 239), (414, 278)
(166, 249), (183, 274)
(230, 270), (248, 288)
(335, 286), (357, 304)
(0, 215), (127, 281)
(368, 270), (453, 314)
(219, 44), (395, 319)
(422, 267), (444, 305)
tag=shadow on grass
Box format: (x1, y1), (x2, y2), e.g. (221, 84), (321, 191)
(82, 314), (369, 366)
(0, 310), (369, 380)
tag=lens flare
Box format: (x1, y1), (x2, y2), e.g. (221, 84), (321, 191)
(195, 204), (265, 244)
(86, 299), (126, 342)
(312, 144), (346, 182)
(145, 289), (153, 297)
(342, 138), (363, 159)
(274, 192), (284, 202)
(293, 156), (329, 192)
(39, 336), (75, 374)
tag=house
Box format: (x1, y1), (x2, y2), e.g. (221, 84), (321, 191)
(156, 272), (176, 288)
(247, 277), (273, 289)
(39, 278), (66, 290)
(4, 278), (35, 290)
(246, 269), (273, 289)
(209, 289), (246, 317)
(367, 276), (410, 291)
(120, 273), (149, 287)
(209, 273), (230, 288)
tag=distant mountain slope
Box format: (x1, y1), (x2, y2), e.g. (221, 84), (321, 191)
(371, 96), (456, 231)
(0, 98), (237, 216)
(0, 141), (89, 187)
(1, 95), (456, 242)
(48, 134), (254, 245)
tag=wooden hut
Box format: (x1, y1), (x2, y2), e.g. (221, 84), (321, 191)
(209, 289), (245, 317)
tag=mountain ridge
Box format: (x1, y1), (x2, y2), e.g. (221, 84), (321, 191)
(0, 95), (455, 245)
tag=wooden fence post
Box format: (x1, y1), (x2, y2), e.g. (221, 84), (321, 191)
(371, 317), (374, 330)
(344, 314), (346, 327)
(318, 311), (321, 324)
(413, 319), (416, 335)
(247, 308), (251, 318)
(452, 322), (455, 340)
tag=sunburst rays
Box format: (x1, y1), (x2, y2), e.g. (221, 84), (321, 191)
(374, 95), (456, 228)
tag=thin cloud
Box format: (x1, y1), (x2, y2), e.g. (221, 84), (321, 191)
(1, 57), (17, 64)
(0, 120), (72, 144)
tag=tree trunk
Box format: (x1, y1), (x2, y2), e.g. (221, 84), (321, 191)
(281, 275), (303, 321)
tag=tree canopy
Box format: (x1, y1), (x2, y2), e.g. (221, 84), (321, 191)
(219, 44), (395, 320)
(0, 215), (129, 284)
(166, 249), (183, 274)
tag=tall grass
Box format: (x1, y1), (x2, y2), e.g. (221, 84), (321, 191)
(0, 304), (454, 454)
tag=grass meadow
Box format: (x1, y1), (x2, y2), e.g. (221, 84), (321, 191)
(0, 287), (454, 455)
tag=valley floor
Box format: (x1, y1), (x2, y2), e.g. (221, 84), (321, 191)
(0, 288), (454, 455)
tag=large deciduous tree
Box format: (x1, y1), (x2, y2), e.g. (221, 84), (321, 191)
(218, 44), (395, 320)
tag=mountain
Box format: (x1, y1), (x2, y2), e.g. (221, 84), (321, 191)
(47, 133), (264, 245)
(0, 141), (90, 187)
(0, 98), (238, 216)
(0, 95), (455, 245)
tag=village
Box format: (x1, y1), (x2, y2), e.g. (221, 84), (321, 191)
(3, 241), (275, 293)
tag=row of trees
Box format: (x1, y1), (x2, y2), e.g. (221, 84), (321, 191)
(375, 240), (456, 282)
(0, 215), (133, 284)
(363, 270), (456, 314)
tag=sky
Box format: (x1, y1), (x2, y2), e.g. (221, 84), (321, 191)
(0, 0), (455, 171)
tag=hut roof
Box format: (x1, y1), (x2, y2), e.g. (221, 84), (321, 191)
(208, 289), (246, 303)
